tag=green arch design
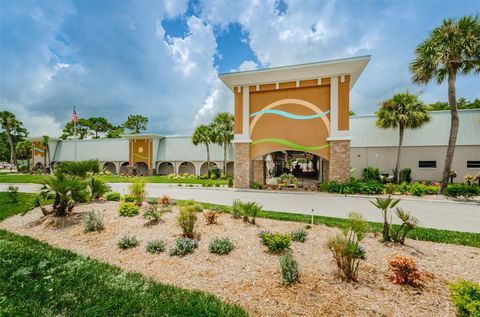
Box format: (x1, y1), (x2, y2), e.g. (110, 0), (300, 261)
(251, 138), (330, 151)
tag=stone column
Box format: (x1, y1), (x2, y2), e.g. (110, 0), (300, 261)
(252, 159), (265, 186)
(328, 140), (350, 182)
(233, 142), (251, 188)
(148, 168), (156, 176)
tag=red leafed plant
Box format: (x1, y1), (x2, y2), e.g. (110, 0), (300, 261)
(388, 255), (424, 287)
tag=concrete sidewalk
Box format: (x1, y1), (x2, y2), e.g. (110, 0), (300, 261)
(2, 183), (479, 233)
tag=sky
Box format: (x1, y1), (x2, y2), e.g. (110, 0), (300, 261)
(1, 0), (479, 137)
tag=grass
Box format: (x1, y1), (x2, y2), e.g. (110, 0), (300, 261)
(180, 200), (480, 248)
(0, 192), (40, 221)
(0, 230), (248, 317)
(0, 173), (228, 185)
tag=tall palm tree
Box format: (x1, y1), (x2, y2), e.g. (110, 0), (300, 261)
(212, 112), (234, 175)
(192, 124), (214, 177)
(410, 15), (480, 192)
(0, 111), (21, 166)
(376, 92), (430, 183)
(41, 135), (52, 174)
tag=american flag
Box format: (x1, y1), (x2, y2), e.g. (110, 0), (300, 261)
(71, 106), (78, 123)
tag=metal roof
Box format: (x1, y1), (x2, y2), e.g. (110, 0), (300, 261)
(53, 138), (129, 162)
(157, 136), (233, 162)
(350, 109), (480, 147)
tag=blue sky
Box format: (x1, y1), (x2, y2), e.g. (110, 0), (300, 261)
(1, 0), (479, 136)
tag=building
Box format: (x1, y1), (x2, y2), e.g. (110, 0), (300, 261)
(28, 56), (480, 186)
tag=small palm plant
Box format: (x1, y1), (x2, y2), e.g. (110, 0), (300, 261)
(370, 196), (400, 242)
(44, 174), (89, 217)
(391, 208), (419, 244)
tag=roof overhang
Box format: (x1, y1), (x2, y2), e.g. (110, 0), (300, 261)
(121, 134), (163, 140)
(219, 55), (370, 91)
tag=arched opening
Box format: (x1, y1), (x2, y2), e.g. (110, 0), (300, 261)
(200, 162), (218, 175)
(158, 162), (174, 175)
(135, 162), (149, 176)
(120, 162), (129, 175)
(34, 162), (43, 170)
(178, 161), (196, 176)
(104, 162), (117, 174)
(226, 162), (234, 176)
(261, 151), (326, 188)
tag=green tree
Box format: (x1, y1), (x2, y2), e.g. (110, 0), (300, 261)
(211, 112), (234, 175)
(410, 15), (480, 192)
(192, 124), (214, 177)
(87, 117), (113, 138)
(61, 119), (90, 139)
(41, 135), (52, 174)
(15, 140), (32, 170)
(123, 114), (148, 134)
(376, 92), (430, 183)
(106, 125), (125, 138)
(0, 111), (27, 166)
(426, 98), (480, 111)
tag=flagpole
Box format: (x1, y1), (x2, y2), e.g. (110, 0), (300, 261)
(73, 106), (77, 162)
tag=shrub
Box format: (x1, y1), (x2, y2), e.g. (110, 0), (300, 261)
(55, 159), (100, 177)
(409, 182), (427, 196)
(7, 185), (19, 203)
(390, 208), (419, 244)
(129, 178), (146, 205)
(118, 202), (140, 217)
(182, 199), (203, 212)
(177, 206), (197, 238)
(449, 279), (480, 317)
(158, 195), (172, 207)
(169, 237), (198, 256)
(251, 181), (262, 189)
(388, 255), (424, 287)
(238, 201), (262, 224)
(123, 194), (135, 202)
(211, 168), (221, 179)
(279, 173), (297, 186)
(44, 174), (90, 217)
(90, 177), (111, 200)
(291, 229), (308, 242)
(280, 251), (299, 285)
(228, 178), (233, 188)
(143, 205), (164, 223)
(397, 182), (410, 194)
(384, 183), (397, 195)
(399, 168), (412, 183)
(319, 180), (384, 194)
(203, 210), (219, 225)
(370, 196), (400, 242)
(209, 237), (234, 255)
(210, 173), (217, 180)
(445, 184), (480, 198)
(105, 192), (121, 201)
(258, 230), (272, 241)
(145, 240), (166, 253)
(117, 235), (139, 249)
(362, 166), (382, 182)
(27, 194), (49, 216)
(326, 213), (368, 282)
(262, 233), (291, 253)
(231, 199), (242, 219)
(83, 210), (104, 232)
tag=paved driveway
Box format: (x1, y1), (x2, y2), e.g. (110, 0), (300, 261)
(2, 183), (479, 233)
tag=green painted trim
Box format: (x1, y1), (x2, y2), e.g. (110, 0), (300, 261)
(251, 138), (330, 151)
(34, 147), (44, 153)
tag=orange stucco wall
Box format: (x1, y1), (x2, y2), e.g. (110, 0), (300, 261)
(130, 139), (153, 168)
(338, 75), (350, 131)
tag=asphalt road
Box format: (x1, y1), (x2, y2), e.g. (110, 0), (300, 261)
(2, 183), (479, 233)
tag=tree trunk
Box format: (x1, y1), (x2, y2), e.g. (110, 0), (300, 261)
(440, 72), (459, 193)
(223, 138), (227, 176)
(206, 143), (211, 177)
(394, 125), (404, 183)
(46, 146), (52, 175)
(6, 131), (17, 165)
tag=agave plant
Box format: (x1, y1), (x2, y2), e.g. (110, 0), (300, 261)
(370, 196), (400, 242)
(391, 208), (419, 244)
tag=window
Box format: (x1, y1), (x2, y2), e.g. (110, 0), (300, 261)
(467, 161), (480, 168)
(419, 161), (436, 168)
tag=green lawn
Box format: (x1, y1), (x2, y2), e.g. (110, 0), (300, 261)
(0, 230), (248, 317)
(0, 173), (227, 185)
(0, 192), (39, 221)
(179, 200), (480, 248)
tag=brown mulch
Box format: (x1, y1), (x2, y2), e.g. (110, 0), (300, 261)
(1, 202), (478, 317)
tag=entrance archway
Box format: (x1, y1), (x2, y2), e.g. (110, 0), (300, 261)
(120, 162), (129, 175)
(135, 162), (149, 176)
(104, 162), (117, 174)
(178, 162), (196, 175)
(200, 162), (218, 175)
(34, 162), (43, 170)
(158, 162), (174, 175)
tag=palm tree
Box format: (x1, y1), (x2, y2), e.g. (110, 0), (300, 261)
(410, 15), (480, 192)
(376, 92), (430, 183)
(0, 111), (22, 166)
(211, 112), (234, 175)
(15, 140), (32, 170)
(192, 124), (214, 177)
(41, 135), (52, 174)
